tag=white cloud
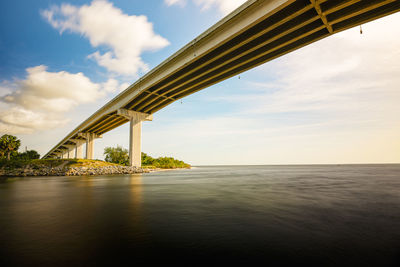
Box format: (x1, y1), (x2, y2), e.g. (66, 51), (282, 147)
(194, 0), (246, 15)
(2, 65), (104, 112)
(0, 107), (69, 134)
(0, 65), (122, 134)
(165, 0), (186, 7)
(101, 78), (129, 93)
(42, 0), (169, 76)
(165, 0), (246, 15)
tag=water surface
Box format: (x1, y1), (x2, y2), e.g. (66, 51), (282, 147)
(1, 165), (399, 266)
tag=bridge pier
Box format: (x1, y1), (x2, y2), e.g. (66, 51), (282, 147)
(129, 118), (142, 167)
(70, 139), (85, 159)
(78, 133), (102, 160)
(65, 145), (76, 159)
(117, 109), (152, 167)
(61, 149), (68, 159)
(87, 134), (94, 159)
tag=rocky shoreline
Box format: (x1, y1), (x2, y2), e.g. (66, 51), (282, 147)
(0, 165), (148, 177)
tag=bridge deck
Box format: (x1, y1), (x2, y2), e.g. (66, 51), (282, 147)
(44, 0), (400, 158)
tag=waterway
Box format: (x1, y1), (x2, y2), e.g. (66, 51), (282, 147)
(1, 165), (399, 266)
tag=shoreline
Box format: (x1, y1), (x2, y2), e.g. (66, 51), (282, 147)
(0, 159), (191, 178)
(0, 164), (190, 178)
(144, 167), (190, 173)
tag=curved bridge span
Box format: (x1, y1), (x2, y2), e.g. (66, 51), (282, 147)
(43, 0), (400, 165)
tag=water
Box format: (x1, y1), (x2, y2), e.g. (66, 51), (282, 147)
(0, 165), (399, 266)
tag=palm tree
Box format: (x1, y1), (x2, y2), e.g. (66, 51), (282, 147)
(0, 134), (21, 160)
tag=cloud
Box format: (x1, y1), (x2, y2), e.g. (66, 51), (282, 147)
(101, 78), (129, 93)
(0, 107), (69, 134)
(194, 0), (246, 15)
(165, 0), (186, 7)
(2, 65), (104, 112)
(0, 65), (121, 134)
(42, 0), (169, 76)
(165, 0), (246, 15)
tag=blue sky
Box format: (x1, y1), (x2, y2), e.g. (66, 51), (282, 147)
(1, 0), (399, 165)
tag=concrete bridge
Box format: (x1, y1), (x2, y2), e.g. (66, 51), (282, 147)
(43, 0), (400, 166)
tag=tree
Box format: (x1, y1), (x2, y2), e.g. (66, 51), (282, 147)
(103, 146), (190, 168)
(16, 150), (40, 160)
(141, 152), (154, 166)
(0, 134), (21, 160)
(104, 146), (129, 165)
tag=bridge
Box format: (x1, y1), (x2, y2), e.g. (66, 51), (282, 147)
(43, 0), (400, 166)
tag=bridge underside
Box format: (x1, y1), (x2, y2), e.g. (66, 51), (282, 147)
(79, 0), (400, 136)
(44, 0), (400, 162)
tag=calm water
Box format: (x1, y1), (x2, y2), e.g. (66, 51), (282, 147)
(0, 165), (399, 266)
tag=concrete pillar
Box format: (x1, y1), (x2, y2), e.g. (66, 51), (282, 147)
(129, 118), (142, 167)
(65, 145), (76, 159)
(86, 133), (94, 160)
(117, 109), (153, 167)
(62, 149), (69, 159)
(76, 142), (84, 159)
(70, 139), (85, 159)
(78, 133), (101, 160)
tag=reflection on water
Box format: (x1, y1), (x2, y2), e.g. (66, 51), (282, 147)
(130, 174), (142, 206)
(0, 165), (400, 266)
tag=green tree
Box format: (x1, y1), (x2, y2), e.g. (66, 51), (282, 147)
(103, 146), (190, 168)
(104, 146), (129, 165)
(0, 134), (21, 160)
(141, 152), (155, 166)
(16, 150), (40, 160)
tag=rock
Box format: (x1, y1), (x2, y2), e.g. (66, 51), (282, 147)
(1, 164), (144, 177)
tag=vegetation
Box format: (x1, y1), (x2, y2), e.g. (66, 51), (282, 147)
(0, 134), (41, 168)
(104, 146), (190, 169)
(68, 159), (120, 168)
(104, 146), (129, 165)
(0, 134), (21, 160)
(14, 150), (40, 160)
(0, 158), (64, 170)
(0, 158), (120, 170)
(0, 135), (190, 171)
(141, 152), (190, 169)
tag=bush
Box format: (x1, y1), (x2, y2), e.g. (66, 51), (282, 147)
(13, 150), (40, 160)
(0, 158), (29, 169)
(141, 153), (190, 169)
(104, 146), (129, 166)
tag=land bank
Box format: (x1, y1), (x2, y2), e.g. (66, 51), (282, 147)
(0, 159), (190, 177)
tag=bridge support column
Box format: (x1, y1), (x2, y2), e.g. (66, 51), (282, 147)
(129, 118), (142, 167)
(117, 109), (153, 167)
(62, 149), (69, 159)
(70, 139), (85, 159)
(76, 141), (84, 159)
(78, 133), (102, 160)
(86, 134), (94, 160)
(64, 145), (76, 159)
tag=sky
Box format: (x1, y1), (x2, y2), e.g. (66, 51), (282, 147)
(0, 0), (399, 165)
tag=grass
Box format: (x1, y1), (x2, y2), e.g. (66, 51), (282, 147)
(0, 158), (120, 169)
(1, 158), (190, 170)
(67, 159), (120, 168)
